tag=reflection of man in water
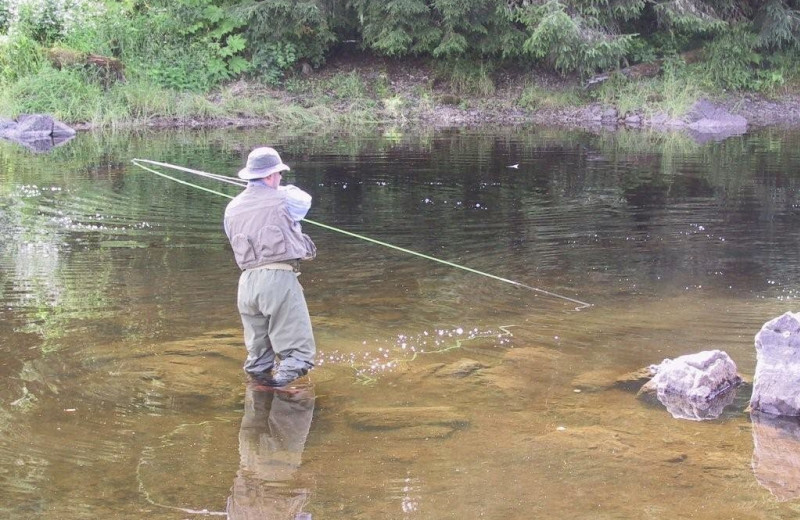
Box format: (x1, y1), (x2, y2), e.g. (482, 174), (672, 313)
(227, 383), (315, 520)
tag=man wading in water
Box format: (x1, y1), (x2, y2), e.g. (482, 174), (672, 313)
(224, 147), (317, 387)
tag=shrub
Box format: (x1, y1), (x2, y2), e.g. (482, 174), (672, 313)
(236, 0), (338, 84)
(701, 25), (763, 91)
(0, 3), (10, 32)
(515, 2), (635, 77)
(0, 0), (105, 44)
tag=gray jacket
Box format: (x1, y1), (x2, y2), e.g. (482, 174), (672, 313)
(224, 185), (316, 270)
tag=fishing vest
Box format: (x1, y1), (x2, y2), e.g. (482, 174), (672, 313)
(224, 185), (316, 270)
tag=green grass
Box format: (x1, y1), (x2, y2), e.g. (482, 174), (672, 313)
(0, 66), (387, 130)
(594, 64), (706, 119)
(0, 67), (99, 121)
(518, 83), (585, 110)
(283, 70), (369, 101)
(435, 60), (496, 96)
(4, 50), (799, 132)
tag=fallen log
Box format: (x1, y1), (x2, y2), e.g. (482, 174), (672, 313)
(47, 47), (126, 86)
(585, 49), (703, 89)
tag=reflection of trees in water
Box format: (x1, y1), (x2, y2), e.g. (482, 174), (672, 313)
(5, 126), (799, 352)
(0, 132), (243, 415)
(3, 125), (800, 430)
(3, 126), (800, 317)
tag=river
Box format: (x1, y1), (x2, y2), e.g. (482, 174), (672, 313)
(1, 125), (799, 518)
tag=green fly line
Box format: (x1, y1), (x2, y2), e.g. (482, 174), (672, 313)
(131, 158), (593, 310)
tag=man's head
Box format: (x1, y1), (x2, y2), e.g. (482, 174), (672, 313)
(238, 147), (290, 181)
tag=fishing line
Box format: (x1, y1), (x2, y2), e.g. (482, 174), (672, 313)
(134, 158), (246, 187)
(131, 158), (593, 310)
(136, 419), (229, 517)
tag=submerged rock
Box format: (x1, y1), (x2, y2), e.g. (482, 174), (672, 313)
(435, 358), (484, 378)
(751, 411), (800, 501)
(570, 369), (622, 392)
(480, 345), (571, 394)
(639, 350), (741, 421)
(614, 367), (655, 392)
(750, 312), (800, 416)
(570, 367), (653, 393)
(344, 405), (469, 438)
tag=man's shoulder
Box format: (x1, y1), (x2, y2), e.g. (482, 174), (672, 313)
(224, 190), (246, 210)
(226, 186), (284, 212)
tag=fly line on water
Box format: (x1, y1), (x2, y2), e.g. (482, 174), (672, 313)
(131, 158), (593, 311)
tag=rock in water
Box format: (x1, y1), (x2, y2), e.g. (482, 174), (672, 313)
(750, 312), (800, 416)
(14, 114), (54, 138)
(0, 114), (76, 152)
(641, 350), (741, 420)
(654, 383), (737, 421)
(686, 99), (748, 134)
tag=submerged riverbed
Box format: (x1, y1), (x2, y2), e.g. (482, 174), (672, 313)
(1, 126), (800, 518)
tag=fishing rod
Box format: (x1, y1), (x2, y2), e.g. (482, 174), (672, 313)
(131, 158), (593, 310)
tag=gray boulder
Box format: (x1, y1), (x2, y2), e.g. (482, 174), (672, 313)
(0, 114), (76, 152)
(640, 350), (741, 421)
(0, 118), (16, 133)
(52, 119), (76, 138)
(750, 312), (800, 416)
(14, 114), (55, 138)
(685, 99), (748, 142)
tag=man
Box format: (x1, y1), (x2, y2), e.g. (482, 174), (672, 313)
(224, 147), (317, 387)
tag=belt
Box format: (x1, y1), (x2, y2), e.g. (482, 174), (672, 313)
(248, 260), (300, 272)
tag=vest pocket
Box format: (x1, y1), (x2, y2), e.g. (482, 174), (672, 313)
(302, 233), (317, 260)
(231, 234), (256, 264)
(256, 225), (287, 258)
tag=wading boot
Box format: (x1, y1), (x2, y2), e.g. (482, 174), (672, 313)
(246, 367), (274, 384)
(261, 368), (306, 387)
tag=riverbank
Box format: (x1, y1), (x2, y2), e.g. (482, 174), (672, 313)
(65, 57), (800, 134)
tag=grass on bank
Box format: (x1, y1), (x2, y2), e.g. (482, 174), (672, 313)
(2, 53), (800, 130)
(0, 65), (391, 129)
(593, 68), (705, 119)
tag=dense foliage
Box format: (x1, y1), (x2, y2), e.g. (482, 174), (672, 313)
(1, 0), (799, 122)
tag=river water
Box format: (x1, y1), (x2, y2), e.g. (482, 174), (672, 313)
(1, 125), (800, 519)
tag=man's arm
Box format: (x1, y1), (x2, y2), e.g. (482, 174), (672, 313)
(280, 185), (312, 221)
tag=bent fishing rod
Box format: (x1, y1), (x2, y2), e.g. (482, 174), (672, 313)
(131, 158), (593, 311)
